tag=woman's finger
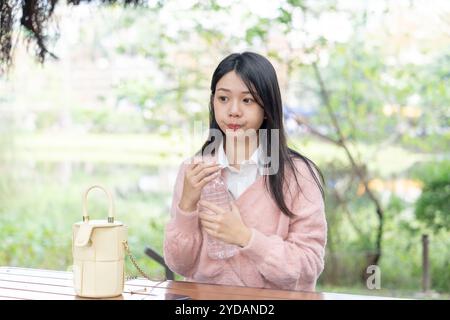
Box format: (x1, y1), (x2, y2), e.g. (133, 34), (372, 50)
(188, 156), (203, 169)
(191, 161), (217, 176)
(199, 200), (226, 215)
(197, 170), (222, 188)
(188, 158), (204, 173)
(203, 226), (219, 238)
(193, 165), (221, 183)
(199, 211), (218, 223)
(200, 219), (216, 230)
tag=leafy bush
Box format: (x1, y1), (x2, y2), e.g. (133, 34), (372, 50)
(413, 161), (450, 233)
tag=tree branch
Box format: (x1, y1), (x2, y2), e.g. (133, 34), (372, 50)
(311, 61), (385, 265)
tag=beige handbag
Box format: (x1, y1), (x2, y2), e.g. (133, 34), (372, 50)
(72, 185), (164, 298)
(72, 185), (128, 298)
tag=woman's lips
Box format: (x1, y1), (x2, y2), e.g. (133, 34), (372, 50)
(227, 124), (242, 131)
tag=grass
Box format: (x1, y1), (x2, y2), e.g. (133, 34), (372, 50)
(10, 133), (187, 166)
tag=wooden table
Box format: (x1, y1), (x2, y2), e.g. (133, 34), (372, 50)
(0, 267), (396, 300)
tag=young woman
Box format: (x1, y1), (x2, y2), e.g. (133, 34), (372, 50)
(163, 52), (327, 292)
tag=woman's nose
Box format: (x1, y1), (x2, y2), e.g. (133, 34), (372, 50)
(229, 100), (242, 117)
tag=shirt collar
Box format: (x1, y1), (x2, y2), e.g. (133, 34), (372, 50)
(217, 139), (262, 172)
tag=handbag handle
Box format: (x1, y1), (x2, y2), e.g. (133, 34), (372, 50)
(82, 185), (115, 223)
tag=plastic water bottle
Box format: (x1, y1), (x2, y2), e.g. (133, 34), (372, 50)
(200, 175), (238, 260)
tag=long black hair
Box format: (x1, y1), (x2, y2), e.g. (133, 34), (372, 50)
(197, 52), (325, 218)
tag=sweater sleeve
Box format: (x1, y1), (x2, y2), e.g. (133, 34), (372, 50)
(163, 160), (203, 278)
(240, 160), (327, 291)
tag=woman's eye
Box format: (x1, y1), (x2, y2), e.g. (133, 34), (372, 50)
(218, 96), (228, 102)
(243, 98), (254, 104)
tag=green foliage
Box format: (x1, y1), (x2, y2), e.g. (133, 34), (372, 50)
(0, 163), (171, 280)
(318, 156), (450, 293)
(245, 18), (271, 44)
(412, 161), (450, 232)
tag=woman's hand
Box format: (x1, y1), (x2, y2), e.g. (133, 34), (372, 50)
(198, 200), (252, 247)
(178, 160), (222, 212)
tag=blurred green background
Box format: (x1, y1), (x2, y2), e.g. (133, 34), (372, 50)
(0, 0), (449, 299)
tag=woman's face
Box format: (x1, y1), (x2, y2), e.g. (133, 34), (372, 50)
(213, 71), (265, 138)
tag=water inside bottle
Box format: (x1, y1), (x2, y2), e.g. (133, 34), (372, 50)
(200, 175), (238, 260)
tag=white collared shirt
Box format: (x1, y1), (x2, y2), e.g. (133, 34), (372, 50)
(217, 140), (263, 200)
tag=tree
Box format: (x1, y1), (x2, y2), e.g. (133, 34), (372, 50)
(0, 0), (155, 74)
(414, 161), (450, 233)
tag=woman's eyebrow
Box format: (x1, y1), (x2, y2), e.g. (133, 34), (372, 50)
(217, 88), (251, 94)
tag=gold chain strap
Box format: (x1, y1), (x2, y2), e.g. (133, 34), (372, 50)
(122, 240), (166, 295)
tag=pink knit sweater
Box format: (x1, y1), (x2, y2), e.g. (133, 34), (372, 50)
(163, 155), (327, 292)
